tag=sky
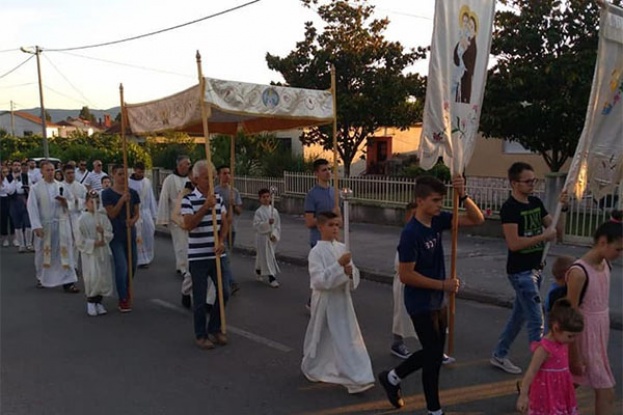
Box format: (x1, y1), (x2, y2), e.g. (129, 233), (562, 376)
(0, 0), (436, 113)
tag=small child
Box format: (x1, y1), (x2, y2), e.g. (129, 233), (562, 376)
(516, 298), (584, 414)
(301, 211), (374, 394)
(544, 255), (576, 332)
(253, 188), (281, 288)
(74, 190), (114, 316)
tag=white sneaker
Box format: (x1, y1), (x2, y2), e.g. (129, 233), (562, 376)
(95, 303), (107, 315)
(490, 356), (522, 374)
(18, 246), (26, 253)
(2, 240), (8, 247)
(442, 354), (456, 365)
(255, 273), (264, 282)
(12, 239), (19, 247)
(87, 303), (98, 317)
(269, 279), (280, 288)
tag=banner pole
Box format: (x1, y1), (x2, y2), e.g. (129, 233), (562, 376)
(196, 51), (226, 334)
(448, 189), (459, 356)
(331, 65), (339, 211)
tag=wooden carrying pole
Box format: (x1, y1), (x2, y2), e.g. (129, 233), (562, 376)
(229, 132), (235, 248)
(447, 190), (460, 355)
(196, 51), (227, 333)
(119, 84), (134, 303)
(330, 65), (339, 211)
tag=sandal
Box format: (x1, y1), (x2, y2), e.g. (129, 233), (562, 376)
(63, 284), (80, 294)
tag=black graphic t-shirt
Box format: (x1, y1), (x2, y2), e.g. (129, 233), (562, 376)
(500, 196), (548, 274)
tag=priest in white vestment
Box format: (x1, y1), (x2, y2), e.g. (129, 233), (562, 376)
(301, 212), (374, 394)
(27, 161), (78, 290)
(75, 191), (114, 316)
(253, 189), (281, 287)
(129, 163), (157, 267)
(62, 165), (87, 266)
(156, 155), (191, 276)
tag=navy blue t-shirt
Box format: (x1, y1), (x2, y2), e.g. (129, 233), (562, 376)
(398, 212), (452, 315)
(101, 187), (140, 242)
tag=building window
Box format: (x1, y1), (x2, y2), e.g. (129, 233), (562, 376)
(23, 130), (33, 137)
(279, 137), (292, 153)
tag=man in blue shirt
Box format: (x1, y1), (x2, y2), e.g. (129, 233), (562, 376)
(378, 175), (484, 414)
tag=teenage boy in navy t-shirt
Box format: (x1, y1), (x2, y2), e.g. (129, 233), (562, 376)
(378, 175), (485, 415)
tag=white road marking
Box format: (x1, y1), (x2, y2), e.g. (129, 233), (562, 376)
(150, 298), (293, 353)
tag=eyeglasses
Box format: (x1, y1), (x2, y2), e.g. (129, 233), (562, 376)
(517, 178), (538, 185)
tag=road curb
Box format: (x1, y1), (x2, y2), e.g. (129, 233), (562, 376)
(155, 229), (622, 330)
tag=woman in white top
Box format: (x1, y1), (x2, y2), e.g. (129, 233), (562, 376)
(0, 166), (14, 247)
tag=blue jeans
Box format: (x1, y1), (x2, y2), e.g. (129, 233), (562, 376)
(493, 270), (544, 359)
(109, 237), (138, 301)
(189, 257), (231, 339)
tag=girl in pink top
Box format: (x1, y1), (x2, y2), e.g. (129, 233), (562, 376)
(516, 298), (584, 415)
(567, 216), (622, 415)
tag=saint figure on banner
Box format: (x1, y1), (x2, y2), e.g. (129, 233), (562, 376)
(453, 6), (479, 104)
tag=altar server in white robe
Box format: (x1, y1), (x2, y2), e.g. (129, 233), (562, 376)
(27, 160), (79, 292)
(75, 190), (114, 316)
(253, 188), (281, 288)
(157, 155), (191, 277)
(301, 211), (374, 394)
(62, 164), (87, 266)
(129, 162), (157, 267)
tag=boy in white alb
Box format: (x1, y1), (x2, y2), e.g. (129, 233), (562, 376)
(253, 188), (281, 288)
(75, 191), (114, 316)
(301, 211), (374, 394)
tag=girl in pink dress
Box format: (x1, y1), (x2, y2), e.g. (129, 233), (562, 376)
(567, 217), (622, 415)
(516, 298), (584, 414)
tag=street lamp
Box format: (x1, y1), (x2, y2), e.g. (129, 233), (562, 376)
(20, 45), (49, 158)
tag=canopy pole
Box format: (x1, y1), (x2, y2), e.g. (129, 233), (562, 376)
(330, 65), (339, 212)
(447, 190), (459, 356)
(196, 51), (226, 334)
(119, 83), (134, 305)
(229, 130), (235, 249)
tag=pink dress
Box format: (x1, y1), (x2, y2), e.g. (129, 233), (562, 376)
(571, 259), (615, 388)
(528, 337), (578, 415)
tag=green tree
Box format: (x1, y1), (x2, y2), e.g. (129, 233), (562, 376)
(45, 110), (51, 122)
(480, 0), (618, 172)
(265, 0), (426, 176)
(78, 106), (96, 123)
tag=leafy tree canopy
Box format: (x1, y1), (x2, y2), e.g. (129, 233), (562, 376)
(78, 106), (96, 123)
(265, 0), (427, 176)
(480, 0), (619, 172)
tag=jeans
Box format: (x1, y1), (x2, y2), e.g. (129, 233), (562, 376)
(493, 270), (543, 359)
(394, 307), (447, 412)
(189, 257), (231, 339)
(109, 237), (138, 301)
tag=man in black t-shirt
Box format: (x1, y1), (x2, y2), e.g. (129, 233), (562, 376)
(490, 162), (558, 375)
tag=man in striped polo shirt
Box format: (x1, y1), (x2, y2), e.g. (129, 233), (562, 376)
(181, 160), (231, 350)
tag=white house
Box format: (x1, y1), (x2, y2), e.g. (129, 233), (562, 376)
(0, 111), (60, 137)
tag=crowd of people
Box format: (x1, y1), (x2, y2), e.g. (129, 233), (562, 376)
(1, 155), (621, 414)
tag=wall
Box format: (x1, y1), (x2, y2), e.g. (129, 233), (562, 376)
(466, 135), (571, 178)
(0, 113), (59, 138)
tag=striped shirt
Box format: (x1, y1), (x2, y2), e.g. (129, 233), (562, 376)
(181, 188), (227, 261)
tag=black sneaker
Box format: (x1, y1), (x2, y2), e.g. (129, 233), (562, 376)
(230, 282), (240, 295)
(378, 370), (405, 408)
(181, 294), (191, 309)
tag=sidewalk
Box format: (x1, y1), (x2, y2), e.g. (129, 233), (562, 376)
(157, 211), (622, 329)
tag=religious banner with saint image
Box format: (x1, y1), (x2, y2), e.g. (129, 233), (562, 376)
(419, 0), (496, 175)
(565, 2), (623, 201)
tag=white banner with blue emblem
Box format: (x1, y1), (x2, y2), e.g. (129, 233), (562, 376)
(418, 0), (495, 176)
(126, 78), (334, 136)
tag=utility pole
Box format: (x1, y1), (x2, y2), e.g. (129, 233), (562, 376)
(10, 101), (15, 136)
(20, 45), (49, 158)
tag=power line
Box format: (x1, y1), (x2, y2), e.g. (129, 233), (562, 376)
(43, 84), (86, 105)
(54, 50), (194, 79)
(44, 0), (261, 52)
(0, 82), (36, 89)
(42, 53), (94, 107)
(0, 55), (34, 80)
(0, 48), (19, 54)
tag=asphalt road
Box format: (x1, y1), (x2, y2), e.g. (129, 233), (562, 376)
(1, 236), (621, 415)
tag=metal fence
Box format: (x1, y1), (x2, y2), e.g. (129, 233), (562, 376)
(152, 168), (619, 245)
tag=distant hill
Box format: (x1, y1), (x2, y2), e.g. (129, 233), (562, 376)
(2, 107), (121, 124)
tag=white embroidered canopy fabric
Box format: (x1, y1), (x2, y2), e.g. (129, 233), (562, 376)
(125, 78), (334, 135)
